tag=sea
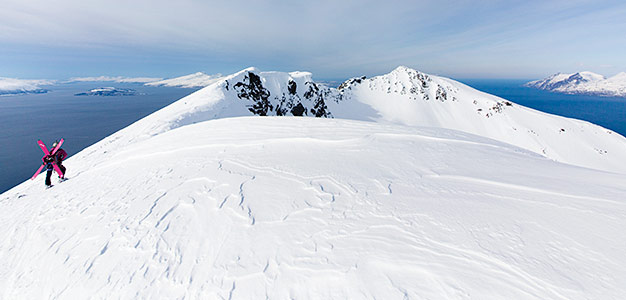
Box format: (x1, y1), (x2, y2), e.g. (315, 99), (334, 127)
(0, 83), (198, 193)
(457, 79), (626, 138)
(1, 80), (625, 193)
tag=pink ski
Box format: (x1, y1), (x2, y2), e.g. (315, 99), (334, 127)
(51, 163), (65, 178)
(50, 138), (64, 155)
(31, 140), (50, 180)
(37, 140), (50, 156)
(31, 164), (46, 180)
(31, 138), (66, 180)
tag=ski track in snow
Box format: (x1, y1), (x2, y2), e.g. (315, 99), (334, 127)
(1, 117), (625, 299)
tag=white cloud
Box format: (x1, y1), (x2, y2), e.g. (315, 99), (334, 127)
(67, 76), (162, 83)
(0, 77), (54, 94)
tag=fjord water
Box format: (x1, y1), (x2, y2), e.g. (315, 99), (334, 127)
(0, 83), (197, 193)
(458, 79), (626, 138)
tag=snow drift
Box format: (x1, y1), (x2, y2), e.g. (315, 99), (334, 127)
(2, 67), (626, 299)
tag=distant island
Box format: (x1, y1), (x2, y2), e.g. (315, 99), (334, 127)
(525, 71), (626, 97)
(75, 87), (137, 96)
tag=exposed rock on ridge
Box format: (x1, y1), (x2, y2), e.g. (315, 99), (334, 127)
(225, 71), (337, 117)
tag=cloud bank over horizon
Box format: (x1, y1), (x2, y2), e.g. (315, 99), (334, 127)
(1, 0), (625, 79)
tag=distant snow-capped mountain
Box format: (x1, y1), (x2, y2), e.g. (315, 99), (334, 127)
(145, 72), (223, 88)
(97, 66), (626, 174)
(0, 77), (53, 95)
(74, 87), (138, 96)
(526, 71), (626, 97)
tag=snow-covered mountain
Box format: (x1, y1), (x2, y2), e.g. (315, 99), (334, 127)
(116, 66), (626, 174)
(0, 77), (53, 95)
(2, 67), (626, 299)
(74, 87), (138, 96)
(145, 72), (223, 88)
(526, 71), (626, 97)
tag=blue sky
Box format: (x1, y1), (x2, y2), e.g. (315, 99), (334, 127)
(1, 0), (625, 80)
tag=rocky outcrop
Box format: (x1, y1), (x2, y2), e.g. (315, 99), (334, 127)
(225, 71), (339, 118)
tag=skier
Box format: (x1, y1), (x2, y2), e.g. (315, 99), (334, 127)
(43, 141), (67, 187)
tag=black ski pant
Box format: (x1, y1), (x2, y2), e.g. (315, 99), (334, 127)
(45, 164), (66, 186)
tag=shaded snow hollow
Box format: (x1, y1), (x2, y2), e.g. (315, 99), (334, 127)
(2, 67), (626, 299)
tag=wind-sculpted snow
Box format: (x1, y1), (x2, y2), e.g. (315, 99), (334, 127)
(2, 117), (626, 299)
(526, 71), (626, 97)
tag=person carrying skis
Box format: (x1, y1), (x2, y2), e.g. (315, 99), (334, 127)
(43, 141), (67, 186)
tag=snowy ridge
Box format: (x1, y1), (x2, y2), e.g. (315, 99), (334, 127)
(146, 72), (224, 88)
(81, 67), (342, 154)
(2, 117), (626, 299)
(342, 67), (626, 174)
(526, 71), (626, 97)
(91, 66), (626, 174)
(0, 77), (53, 95)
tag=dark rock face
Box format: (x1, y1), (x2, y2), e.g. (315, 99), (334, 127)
(338, 76), (366, 91)
(233, 72), (273, 116)
(230, 71), (336, 118)
(303, 82), (332, 117)
(435, 86), (447, 102)
(291, 103), (306, 116)
(288, 80), (297, 95)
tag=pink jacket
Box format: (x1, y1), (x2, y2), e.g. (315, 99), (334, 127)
(55, 149), (67, 162)
(43, 149), (67, 163)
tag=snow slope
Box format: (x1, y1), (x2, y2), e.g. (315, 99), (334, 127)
(146, 72), (224, 88)
(526, 71), (626, 97)
(342, 67), (626, 174)
(2, 117), (626, 299)
(0, 77), (53, 95)
(109, 66), (626, 174)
